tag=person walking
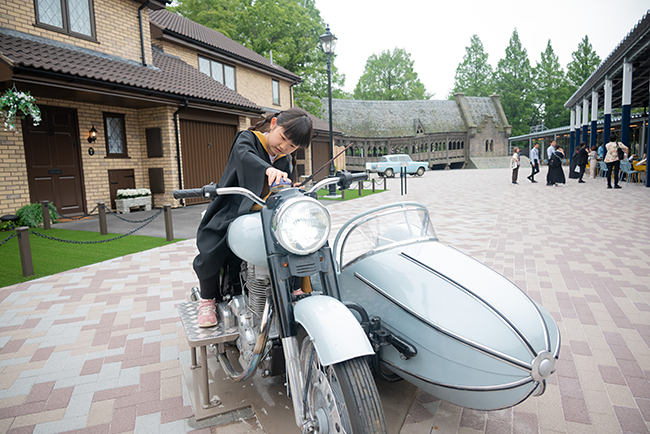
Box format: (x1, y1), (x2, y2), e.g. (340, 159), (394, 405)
(511, 147), (520, 185)
(576, 142), (589, 183)
(604, 132), (629, 189)
(527, 143), (540, 183)
(546, 140), (557, 185)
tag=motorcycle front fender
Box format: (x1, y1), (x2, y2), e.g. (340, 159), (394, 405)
(294, 295), (374, 366)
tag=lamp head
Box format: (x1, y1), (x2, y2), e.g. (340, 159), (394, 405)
(319, 25), (337, 55)
(88, 125), (97, 143)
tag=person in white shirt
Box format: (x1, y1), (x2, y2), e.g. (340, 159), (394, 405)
(528, 143), (540, 183)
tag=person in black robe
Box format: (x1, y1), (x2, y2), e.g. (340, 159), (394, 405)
(548, 147), (566, 186)
(576, 142), (589, 183)
(193, 108), (313, 327)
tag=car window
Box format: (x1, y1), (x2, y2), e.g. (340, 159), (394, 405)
(380, 157), (387, 162)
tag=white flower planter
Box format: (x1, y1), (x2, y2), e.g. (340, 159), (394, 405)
(116, 196), (152, 214)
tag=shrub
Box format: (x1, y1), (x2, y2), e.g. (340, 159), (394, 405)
(15, 203), (59, 228)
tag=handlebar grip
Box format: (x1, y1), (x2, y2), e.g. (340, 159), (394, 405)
(349, 172), (368, 182)
(173, 188), (204, 199)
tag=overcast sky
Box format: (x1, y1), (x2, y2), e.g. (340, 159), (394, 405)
(313, 0), (649, 98)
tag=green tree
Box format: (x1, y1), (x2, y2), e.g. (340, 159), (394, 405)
(170, 0), (347, 114)
(567, 35), (601, 89)
(533, 40), (572, 129)
(353, 48), (432, 101)
(451, 35), (493, 97)
(495, 29), (535, 136)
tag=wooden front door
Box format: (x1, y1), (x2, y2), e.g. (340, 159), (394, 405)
(108, 169), (135, 209)
(311, 138), (331, 182)
(22, 106), (85, 215)
(180, 120), (236, 204)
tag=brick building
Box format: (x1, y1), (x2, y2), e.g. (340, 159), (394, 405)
(326, 93), (512, 171)
(0, 0), (317, 216)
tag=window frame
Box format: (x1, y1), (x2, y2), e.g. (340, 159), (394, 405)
(34, 0), (97, 41)
(272, 79), (280, 105)
(198, 55), (237, 91)
(103, 112), (129, 159)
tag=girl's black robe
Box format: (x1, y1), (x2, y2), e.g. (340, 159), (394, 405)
(193, 130), (291, 281)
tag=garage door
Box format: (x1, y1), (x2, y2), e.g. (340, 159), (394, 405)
(180, 120), (236, 204)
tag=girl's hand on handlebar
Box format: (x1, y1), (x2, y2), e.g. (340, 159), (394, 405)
(266, 167), (289, 186)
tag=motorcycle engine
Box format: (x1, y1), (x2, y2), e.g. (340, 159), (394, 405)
(232, 262), (278, 371)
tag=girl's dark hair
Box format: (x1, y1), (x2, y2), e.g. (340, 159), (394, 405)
(609, 132), (617, 142)
(249, 108), (313, 148)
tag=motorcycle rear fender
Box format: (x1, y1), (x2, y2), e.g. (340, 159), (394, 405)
(294, 295), (374, 366)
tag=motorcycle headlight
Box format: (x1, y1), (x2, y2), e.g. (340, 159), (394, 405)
(271, 197), (331, 255)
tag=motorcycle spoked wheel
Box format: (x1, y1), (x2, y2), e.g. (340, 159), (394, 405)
(299, 337), (387, 434)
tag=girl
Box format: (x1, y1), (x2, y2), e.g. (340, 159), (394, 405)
(589, 145), (598, 178)
(193, 108), (313, 327)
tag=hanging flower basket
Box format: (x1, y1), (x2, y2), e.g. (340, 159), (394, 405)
(1, 88), (41, 132)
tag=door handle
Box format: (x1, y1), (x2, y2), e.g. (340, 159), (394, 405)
(111, 182), (118, 185)
(125, 174), (135, 178)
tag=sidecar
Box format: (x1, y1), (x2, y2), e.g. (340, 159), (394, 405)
(333, 203), (560, 411)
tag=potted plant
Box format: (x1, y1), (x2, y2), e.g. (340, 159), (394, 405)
(115, 188), (152, 214)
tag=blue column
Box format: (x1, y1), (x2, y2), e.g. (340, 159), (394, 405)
(646, 78), (649, 187)
(621, 63), (632, 147)
(569, 108), (575, 158)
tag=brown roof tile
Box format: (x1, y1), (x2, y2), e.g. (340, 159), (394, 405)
(0, 28), (262, 111)
(149, 9), (299, 81)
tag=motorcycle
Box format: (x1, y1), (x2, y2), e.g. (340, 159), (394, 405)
(174, 171), (387, 434)
(173, 170), (560, 432)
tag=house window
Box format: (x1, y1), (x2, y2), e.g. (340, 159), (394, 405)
(103, 113), (128, 158)
(34, 0), (96, 39)
(198, 55), (236, 91)
(272, 80), (280, 105)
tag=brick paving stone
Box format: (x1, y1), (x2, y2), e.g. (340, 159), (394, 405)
(1, 169), (649, 434)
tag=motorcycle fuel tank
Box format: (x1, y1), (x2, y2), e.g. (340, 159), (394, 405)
(338, 240), (560, 410)
(227, 213), (266, 267)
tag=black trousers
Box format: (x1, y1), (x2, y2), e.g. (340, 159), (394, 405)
(529, 162), (539, 180)
(606, 161), (620, 187)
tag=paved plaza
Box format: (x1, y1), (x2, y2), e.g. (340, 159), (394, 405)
(1, 167), (649, 434)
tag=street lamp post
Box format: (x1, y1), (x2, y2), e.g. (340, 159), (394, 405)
(319, 25), (338, 197)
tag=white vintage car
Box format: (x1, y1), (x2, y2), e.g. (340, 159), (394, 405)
(365, 154), (428, 177)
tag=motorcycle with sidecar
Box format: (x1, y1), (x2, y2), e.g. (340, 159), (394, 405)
(173, 171), (560, 433)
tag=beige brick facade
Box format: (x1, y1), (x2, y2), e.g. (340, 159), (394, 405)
(0, 126), (30, 215)
(0, 0), (153, 65)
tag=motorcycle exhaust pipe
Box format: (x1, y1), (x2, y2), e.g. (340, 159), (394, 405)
(218, 293), (274, 382)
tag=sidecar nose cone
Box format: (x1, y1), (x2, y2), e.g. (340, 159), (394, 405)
(531, 351), (556, 382)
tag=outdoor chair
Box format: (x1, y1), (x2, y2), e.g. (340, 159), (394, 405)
(619, 160), (640, 184)
(598, 161), (608, 179)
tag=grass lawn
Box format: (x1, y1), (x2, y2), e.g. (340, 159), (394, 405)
(316, 187), (386, 201)
(0, 228), (180, 288)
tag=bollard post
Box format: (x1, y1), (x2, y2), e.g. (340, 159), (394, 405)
(384, 176), (387, 191)
(17, 227), (34, 277)
(341, 189), (345, 200)
(358, 180), (362, 196)
(40, 201), (51, 230)
(164, 204), (174, 241)
(372, 178), (375, 193)
(98, 202), (107, 235)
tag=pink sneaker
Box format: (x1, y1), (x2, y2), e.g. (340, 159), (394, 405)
(198, 298), (217, 328)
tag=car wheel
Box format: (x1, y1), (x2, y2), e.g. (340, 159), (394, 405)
(384, 168), (394, 178)
(416, 167), (425, 176)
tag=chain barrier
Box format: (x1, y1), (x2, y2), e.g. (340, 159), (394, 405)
(101, 204), (160, 223)
(0, 232), (16, 246)
(51, 204), (99, 221)
(28, 208), (163, 245)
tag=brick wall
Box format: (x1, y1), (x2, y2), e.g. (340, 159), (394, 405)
(0, 97), (183, 215)
(0, 126), (30, 215)
(0, 0), (152, 65)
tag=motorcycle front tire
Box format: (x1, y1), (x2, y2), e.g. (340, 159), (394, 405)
(300, 337), (387, 434)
